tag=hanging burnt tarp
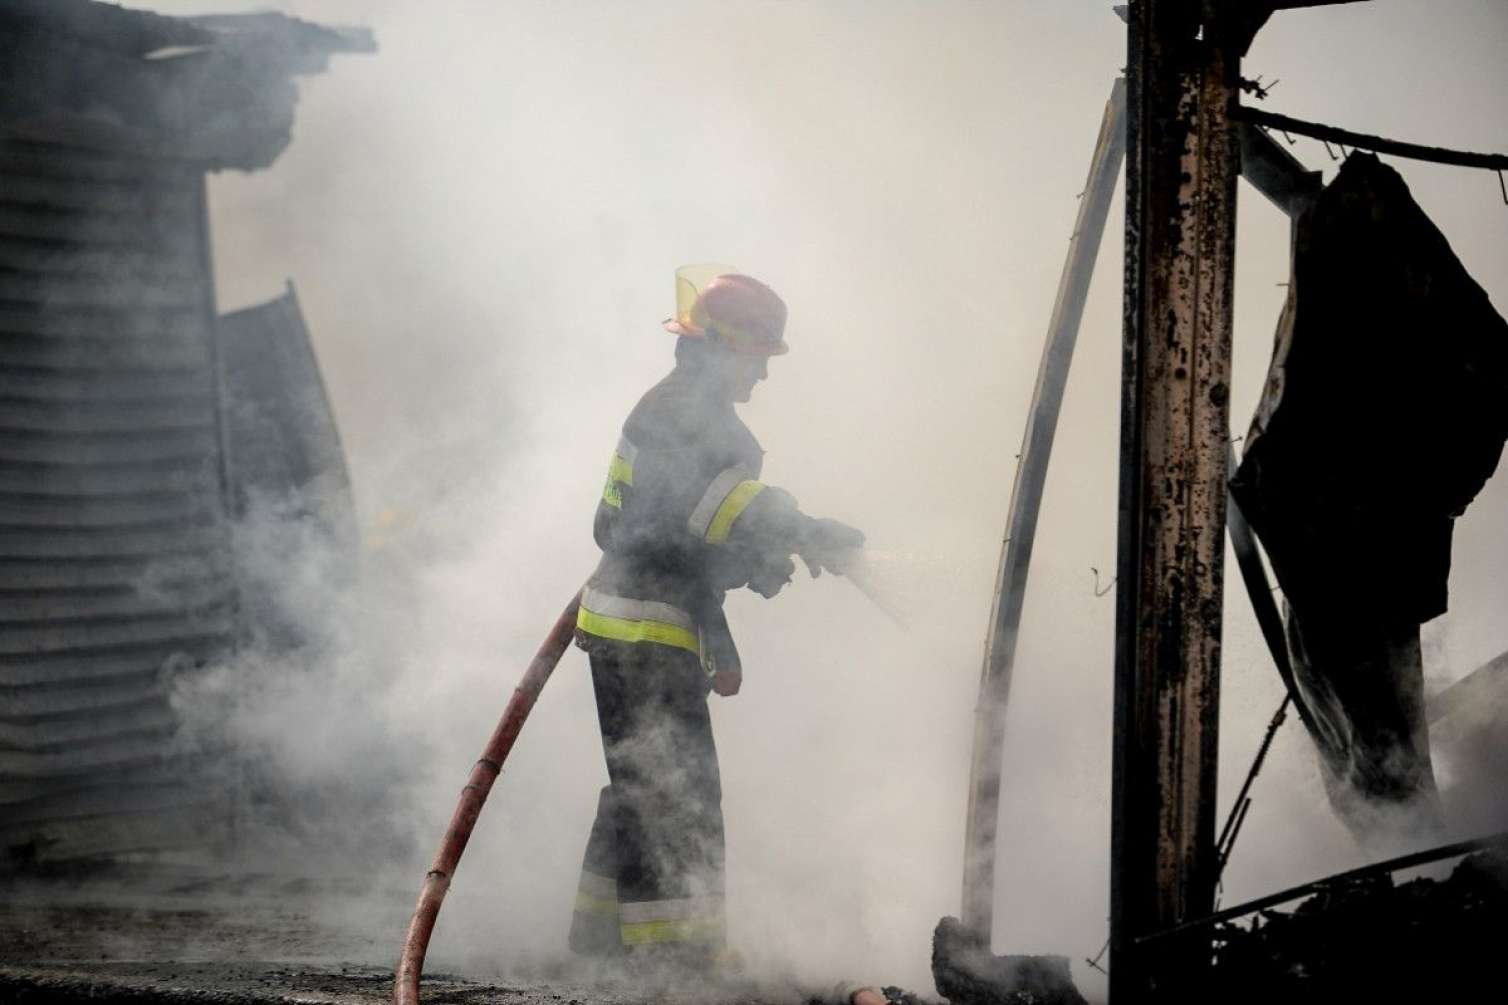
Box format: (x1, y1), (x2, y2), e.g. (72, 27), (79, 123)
(1231, 153), (1508, 832)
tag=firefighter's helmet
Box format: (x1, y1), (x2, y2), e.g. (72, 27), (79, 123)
(663, 264), (788, 356)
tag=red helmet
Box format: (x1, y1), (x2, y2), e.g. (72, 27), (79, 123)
(663, 267), (788, 356)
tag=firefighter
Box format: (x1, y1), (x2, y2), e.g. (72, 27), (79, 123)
(568, 265), (864, 969)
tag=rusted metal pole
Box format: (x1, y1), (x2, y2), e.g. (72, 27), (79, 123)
(960, 76), (1127, 941)
(1111, 0), (1241, 997)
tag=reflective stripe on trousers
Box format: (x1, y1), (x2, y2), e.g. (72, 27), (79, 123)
(576, 586), (698, 655)
(568, 788), (625, 957)
(573, 869), (619, 917)
(573, 650), (726, 956)
(619, 896), (726, 945)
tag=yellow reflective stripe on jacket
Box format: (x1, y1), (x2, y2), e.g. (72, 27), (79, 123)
(687, 465), (765, 544)
(705, 480), (764, 544)
(576, 587), (699, 654)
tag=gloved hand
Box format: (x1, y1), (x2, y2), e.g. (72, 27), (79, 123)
(710, 669), (742, 696)
(747, 553), (796, 598)
(799, 517), (865, 578)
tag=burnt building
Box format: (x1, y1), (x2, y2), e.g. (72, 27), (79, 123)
(0, 0), (369, 865)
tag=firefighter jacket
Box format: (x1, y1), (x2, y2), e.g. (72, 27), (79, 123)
(576, 362), (813, 682)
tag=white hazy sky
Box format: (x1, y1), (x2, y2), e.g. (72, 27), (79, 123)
(132, 2), (1507, 999)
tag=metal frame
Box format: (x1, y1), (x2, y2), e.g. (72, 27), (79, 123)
(955, 30), (1329, 973)
(960, 76), (1128, 941)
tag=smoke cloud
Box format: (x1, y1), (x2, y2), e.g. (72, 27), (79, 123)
(126, 1), (1508, 999)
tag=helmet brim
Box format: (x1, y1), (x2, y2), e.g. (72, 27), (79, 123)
(663, 318), (789, 356)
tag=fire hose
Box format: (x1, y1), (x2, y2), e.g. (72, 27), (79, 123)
(393, 590), (582, 1005)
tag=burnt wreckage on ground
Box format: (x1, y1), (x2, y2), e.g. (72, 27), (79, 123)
(0, 0), (368, 867)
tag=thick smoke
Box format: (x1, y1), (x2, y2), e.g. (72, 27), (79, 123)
(131, 1), (1508, 1000)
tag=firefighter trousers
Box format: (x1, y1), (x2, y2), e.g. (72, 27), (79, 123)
(569, 641), (726, 958)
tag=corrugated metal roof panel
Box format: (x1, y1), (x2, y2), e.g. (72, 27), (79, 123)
(0, 557), (223, 593)
(0, 400), (214, 434)
(0, 305), (206, 339)
(0, 493), (214, 527)
(0, 607), (236, 656)
(0, 675), (167, 718)
(0, 529), (224, 561)
(0, 334), (212, 371)
(0, 430), (221, 466)
(0, 139), (236, 864)
(0, 465), (218, 496)
(0, 636), (223, 687)
(0, 803), (227, 863)
(0, 734), (171, 778)
(0, 701), (177, 750)
(0, 584), (229, 623)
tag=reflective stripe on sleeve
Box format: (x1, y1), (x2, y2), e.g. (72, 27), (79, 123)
(576, 587), (699, 654)
(600, 436), (638, 510)
(687, 465), (765, 544)
(609, 437), (637, 486)
(618, 896), (725, 945)
(705, 480), (764, 544)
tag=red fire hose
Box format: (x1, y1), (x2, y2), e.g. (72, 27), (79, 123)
(393, 591), (582, 1005)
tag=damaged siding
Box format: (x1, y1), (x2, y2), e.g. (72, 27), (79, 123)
(219, 286), (353, 526)
(0, 139), (236, 862)
(218, 286), (357, 647)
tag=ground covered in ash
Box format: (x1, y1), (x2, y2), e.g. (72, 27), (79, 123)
(1209, 849), (1508, 1003)
(0, 864), (932, 1005)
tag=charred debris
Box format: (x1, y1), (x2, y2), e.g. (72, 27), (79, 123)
(1209, 847), (1508, 1003)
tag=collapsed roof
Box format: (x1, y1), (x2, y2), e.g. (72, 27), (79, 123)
(0, 0), (375, 169)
